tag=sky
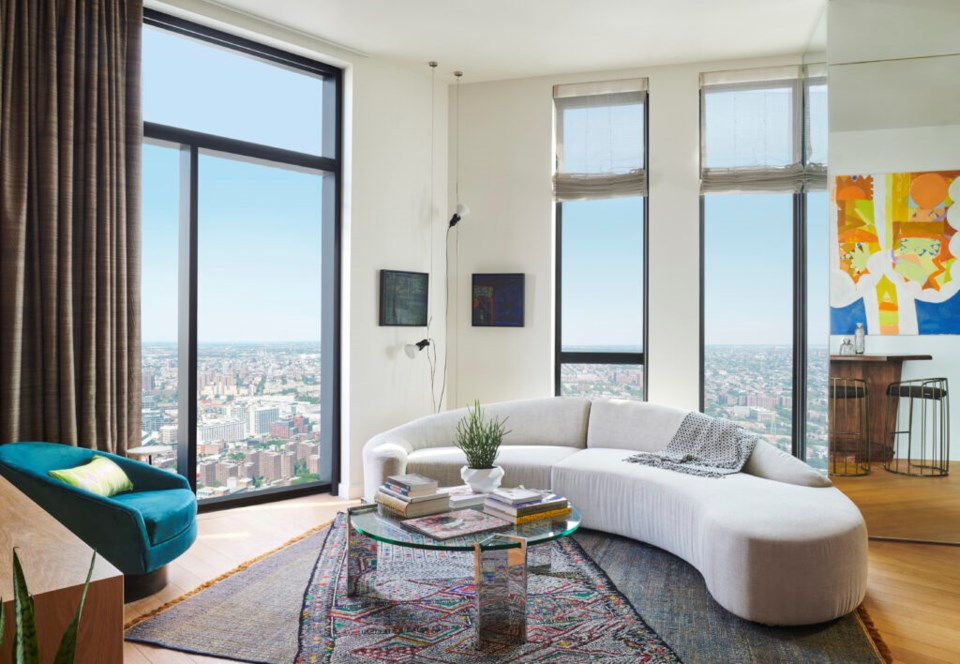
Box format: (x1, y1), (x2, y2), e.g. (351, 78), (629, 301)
(141, 27), (325, 343)
(141, 27), (829, 347)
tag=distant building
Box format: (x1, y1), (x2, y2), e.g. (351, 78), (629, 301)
(261, 451), (282, 481)
(141, 409), (162, 432)
(249, 407), (280, 435)
(307, 454), (320, 475)
(198, 418), (245, 444)
(160, 424), (178, 444)
(199, 461), (218, 487)
(198, 441), (224, 456)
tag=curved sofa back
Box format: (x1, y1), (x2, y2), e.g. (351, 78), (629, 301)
(389, 396), (592, 452)
(586, 399), (688, 452)
(364, 397), (831, 498)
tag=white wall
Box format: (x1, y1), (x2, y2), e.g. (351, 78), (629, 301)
(447, 55), (799, 412)
(150, 0), (450, 496)
(829, 0), (960, 459)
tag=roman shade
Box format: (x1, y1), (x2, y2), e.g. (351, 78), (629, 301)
(554, 78), (648, 200)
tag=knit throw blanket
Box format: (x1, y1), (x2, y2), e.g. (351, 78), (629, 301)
(625, 411), (759, 478)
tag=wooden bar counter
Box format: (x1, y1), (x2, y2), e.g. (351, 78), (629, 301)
(829, 353), (933, 460)
(0, 474), (123, 663)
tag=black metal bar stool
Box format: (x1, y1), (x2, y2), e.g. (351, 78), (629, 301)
(883, 377), (950, 477)
(828, 376), (870, 476)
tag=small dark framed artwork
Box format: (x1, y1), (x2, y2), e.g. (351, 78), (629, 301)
(472, 273), (525, 327)
(379, 270), (428, 326)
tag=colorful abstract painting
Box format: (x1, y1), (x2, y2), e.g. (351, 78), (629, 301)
(830, 170), (960, 335)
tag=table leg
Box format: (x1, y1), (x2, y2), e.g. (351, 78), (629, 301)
(473, 535), (527, 648)
(346, 504), (378, 597)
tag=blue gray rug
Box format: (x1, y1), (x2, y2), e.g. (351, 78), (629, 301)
(125, 514), (886, 663)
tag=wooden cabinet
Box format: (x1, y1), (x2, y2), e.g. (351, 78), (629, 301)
(0, 475), (123, 663)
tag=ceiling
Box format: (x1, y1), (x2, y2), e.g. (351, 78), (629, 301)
(193, 0), (827, 82)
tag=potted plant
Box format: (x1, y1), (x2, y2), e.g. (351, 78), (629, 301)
(1, 548), (95, 663)
(454, 401), (510, 493)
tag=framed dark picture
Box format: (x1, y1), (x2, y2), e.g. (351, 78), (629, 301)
(472, 273), (525, 327)
(379, 270), (428, 326)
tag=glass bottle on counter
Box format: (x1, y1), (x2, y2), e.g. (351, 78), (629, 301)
(854, 322), (866, 354)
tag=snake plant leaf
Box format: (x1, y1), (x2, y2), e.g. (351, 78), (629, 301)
(52, 551), (96, 664)
(12, 549), (40, 664)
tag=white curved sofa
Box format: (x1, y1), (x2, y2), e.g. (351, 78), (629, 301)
(363, 397), (868, 626)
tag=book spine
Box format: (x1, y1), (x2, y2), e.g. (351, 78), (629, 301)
(379, 485), (412, 503)
(374, 491), (409, 515)
(483, 498), (568, 516)
(516, 506), (572, 524)
(484, 505), (572, 524)
(515, 500), (569, 517)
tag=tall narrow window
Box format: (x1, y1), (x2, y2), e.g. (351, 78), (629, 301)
(700, 66), (827, 457)
(554, 79), (648, 399)
(141, 11), (341, 504)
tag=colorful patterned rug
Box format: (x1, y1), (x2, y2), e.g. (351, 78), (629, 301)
(297, 513), (679, 662)
(126, 513), (888, 663)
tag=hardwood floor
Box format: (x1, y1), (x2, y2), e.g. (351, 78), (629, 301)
(122, 491), (960, 664)
(833, 466), (960, 544)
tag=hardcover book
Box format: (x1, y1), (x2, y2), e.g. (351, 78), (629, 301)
(489, 487), (543, 506)
(374, 490), (449, 517)
(483, 495), (568, 517)
(386, 473), (438, 494)
(401, 509), (511, 541)
(484, 504), (573, 525)
(379, 484), (445, 504)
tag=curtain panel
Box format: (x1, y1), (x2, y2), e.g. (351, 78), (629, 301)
(1, 0), (143, 453)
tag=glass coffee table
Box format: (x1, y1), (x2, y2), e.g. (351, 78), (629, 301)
(346, 503), (582, 647)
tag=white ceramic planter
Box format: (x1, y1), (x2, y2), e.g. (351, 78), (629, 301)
(460, 465), (505, 494)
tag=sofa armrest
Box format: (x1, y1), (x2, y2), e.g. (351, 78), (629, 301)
(362, 433), (414, 500)
(743, 441), (832, 487)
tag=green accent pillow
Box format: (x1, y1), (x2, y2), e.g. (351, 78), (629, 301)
(49, 456), (134, 497)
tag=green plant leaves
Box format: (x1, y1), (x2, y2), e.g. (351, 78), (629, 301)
(53, 551), (96, 664)
(454, 401), (510, 469)
(12, 549), (39, 664)
(5, 549), (95, 664)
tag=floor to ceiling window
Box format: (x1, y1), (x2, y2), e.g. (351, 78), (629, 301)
(700, 66), (827, 458)
(554, 80), (648, 399)
(140, 11), (341, 504)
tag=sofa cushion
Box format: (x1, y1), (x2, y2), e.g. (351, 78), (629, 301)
(112, 488), (198, 545)
(48, 456), (134, 497)
(406, 445), (581, 492)
(586, 399), (688, 452)
(743, 440), (832, 487)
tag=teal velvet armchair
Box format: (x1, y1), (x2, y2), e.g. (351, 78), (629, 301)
(0, 441), (197, 600)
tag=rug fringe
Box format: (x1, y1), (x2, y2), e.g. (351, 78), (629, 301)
(856, 603), (893, 663)
(124, 518), (335, 631)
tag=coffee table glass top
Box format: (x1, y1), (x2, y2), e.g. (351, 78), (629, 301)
(350, 504), (582, 551)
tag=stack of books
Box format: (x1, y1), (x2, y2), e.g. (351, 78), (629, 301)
(483, 487), (571, 524)
(374, 473), (449, 518)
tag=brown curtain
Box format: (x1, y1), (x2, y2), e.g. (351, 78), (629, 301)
(0, 0), (142, 454)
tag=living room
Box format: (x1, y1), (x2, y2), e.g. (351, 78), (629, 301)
(1, 0), (958, 662)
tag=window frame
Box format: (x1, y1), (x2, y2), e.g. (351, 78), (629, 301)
(698, 69), (823, 461)
(142, 10), (342, 509)
(554, 94), (649, 398)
